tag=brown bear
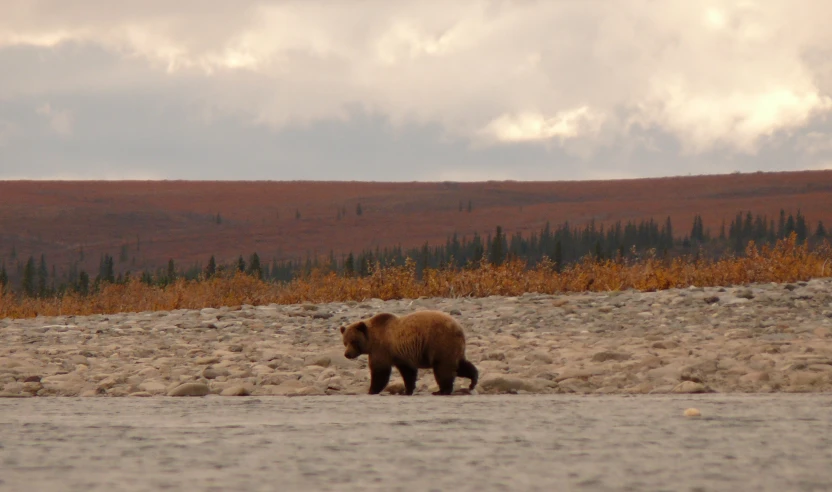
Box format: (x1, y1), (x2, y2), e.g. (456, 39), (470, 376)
(339, 310), (478, 395)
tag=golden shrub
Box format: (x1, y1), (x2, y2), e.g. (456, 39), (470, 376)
(1, 234), (829, 319)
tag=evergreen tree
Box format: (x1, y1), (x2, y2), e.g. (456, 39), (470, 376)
(247, 252), (262, 279)
(0, 263), (7, 290)
(78, 271), (90, 295)
(22, 256), (36, 297)
(489, 226), (505, 266)
(236, 255), (246, 272)
(795, 209), (807, 242)
(344, 253), (355, 276)
(205, 255), (217, 278)
(816, 221), (827, 238)
(98, 254), (115, 283)
(778, 209), (786, 238)
(167, 259), (176, 282)
(37, 254), (48, 297)
(785, 213), (796, 237)
(553, 240), (563, 273)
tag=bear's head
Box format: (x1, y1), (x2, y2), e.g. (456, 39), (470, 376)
(340, 321), (369, 359)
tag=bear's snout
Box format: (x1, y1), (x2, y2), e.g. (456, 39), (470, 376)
(344, 347), (360, 359)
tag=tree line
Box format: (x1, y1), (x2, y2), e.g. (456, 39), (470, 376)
(0, 208), (827, 298)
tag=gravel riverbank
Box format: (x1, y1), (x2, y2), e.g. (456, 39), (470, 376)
(2, 278), (832, 397)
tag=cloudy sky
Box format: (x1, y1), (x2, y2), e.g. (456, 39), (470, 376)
(1, 0), (831, 181)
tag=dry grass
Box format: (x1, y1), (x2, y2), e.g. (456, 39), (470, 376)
(1, 234), (829, 319)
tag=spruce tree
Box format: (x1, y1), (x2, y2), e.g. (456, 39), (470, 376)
(22, 256), (36, 297)
(489, 226), (505, 266)
(247, 253), (262, 279)
(78, 271), (90, 295)
(37, 254), (48, 297)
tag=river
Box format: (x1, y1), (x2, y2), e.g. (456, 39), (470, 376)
(1, 394), (831, 491)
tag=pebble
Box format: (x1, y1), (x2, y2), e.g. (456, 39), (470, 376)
(684, 408), (702, 417)
(1, 280), (832, 397)
(167, 382), (211, 397)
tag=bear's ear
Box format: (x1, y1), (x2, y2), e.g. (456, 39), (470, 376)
(356, 322), (368, 336)
(340, 326), (345, 334)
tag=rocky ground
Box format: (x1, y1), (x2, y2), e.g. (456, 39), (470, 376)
(2, 279), (832, 398)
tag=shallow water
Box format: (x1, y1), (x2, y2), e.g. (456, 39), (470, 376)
(1, 394), (831, 492)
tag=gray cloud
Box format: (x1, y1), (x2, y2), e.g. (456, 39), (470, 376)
(1, 1), (831, 180)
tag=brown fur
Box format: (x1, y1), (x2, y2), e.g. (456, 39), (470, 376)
(339, 310), (479, 395)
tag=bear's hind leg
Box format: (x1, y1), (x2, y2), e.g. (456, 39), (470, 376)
(432, 363), (457, 395)
(457, 359), (479, 390)
(395, 364), (418, 395)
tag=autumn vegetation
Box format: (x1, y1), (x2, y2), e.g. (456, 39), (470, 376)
(1, 234), (828, 320)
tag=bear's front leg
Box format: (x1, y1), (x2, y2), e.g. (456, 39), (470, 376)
(368, 357), (392, 394)
(395, 364), (418, 395)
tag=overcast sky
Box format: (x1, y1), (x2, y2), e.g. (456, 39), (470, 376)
(1, 0), (831, 181)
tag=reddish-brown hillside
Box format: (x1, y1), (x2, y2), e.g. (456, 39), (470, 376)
(2, 170), (832, 276)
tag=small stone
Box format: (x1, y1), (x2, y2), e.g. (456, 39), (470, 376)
(651, 341), (679, 350)
(228, 344), (244, 353)
(724, 329), (752, 340)
(680, 367), (704, 383)
(591, 351), (630, 363)
(385, 382), (407, 395)
(0, 391), (29, 398)
(739, 371), (770, 383)
(791, 371), (822, 386)
(555, 367), (605, 382)
(220, 385), (251, 396)
(202, 367), (229, 379)
(138, 381), (168, 394)
(306, 356), (331, 368)
(479, 376), (544, 394)
(704, 296), (720, 304)
(167, 382), (211, 397)
(483, 351), (506, 361)
(671, 381), (709, 394)
(526, 351), (554, 364)
(684, 408), (701, 417)
(449, 309), (462, 316)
